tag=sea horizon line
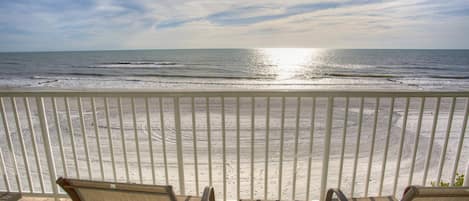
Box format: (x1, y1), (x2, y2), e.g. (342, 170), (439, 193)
(2, 47), (469, 54)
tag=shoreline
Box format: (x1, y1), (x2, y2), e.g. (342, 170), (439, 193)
(2, 75), (469, 91)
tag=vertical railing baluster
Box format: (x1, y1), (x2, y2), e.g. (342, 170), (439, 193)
(0, 97), (22, 193)
(52, 98), (67, 178)
(221, 97), (226, 201)
(277, 97), (286, 201)
(205, 97), (212, 186)
(173, 97), (185, 195)
(78, 97), (92, 179)
(131, 97), (143, 184)
(91, 97), (104, 181)
(305, 97), (316, 201)
(379, 97), (394, 195)
(392, 97), (410, 196)
(422, 97), (440, 185)
(191, 97), (199, 194)
(250, 97), (255, 201)
(236, 97), (240, 201)
(436, 97), (456, 183)
(0, 149), (10, 191)
(264, 97), (270, 201)
(292, 97), (301, 201)
(338, 97), (349, 189)
(351, 97), (364, 197)
(118, 97), (129, 182)
(450, 98), (469, 185)
(408, 98), (425, 185)
(24, 97), (45, 193)
(10, 97), (33, 192)
(36, 97), (59, 200)
(145, 97), (156, 184)
(65, 97), (79, 179)
(364, 98), (380, 196)
(104, 97), (117, 182)
(159, 97), (169, 185)
(319, 97), (334, 201)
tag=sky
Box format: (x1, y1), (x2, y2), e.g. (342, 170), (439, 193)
(0, 0), (469, 51)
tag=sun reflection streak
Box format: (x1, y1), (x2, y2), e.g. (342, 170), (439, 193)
(259, 48), (321, 80)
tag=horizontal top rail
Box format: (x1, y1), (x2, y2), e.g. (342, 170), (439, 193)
(1, 89), (469, 97)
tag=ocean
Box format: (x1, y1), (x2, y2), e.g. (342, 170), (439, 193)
(0, 48), (468, 90)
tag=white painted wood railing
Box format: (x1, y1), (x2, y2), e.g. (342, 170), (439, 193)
(0, 90), (468, 201)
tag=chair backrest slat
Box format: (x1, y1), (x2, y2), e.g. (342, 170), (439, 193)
(402, 186), (469, 201)
(57, 177), (178, 201)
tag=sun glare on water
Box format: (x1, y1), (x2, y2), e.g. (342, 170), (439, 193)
(259, 48), (322, 80)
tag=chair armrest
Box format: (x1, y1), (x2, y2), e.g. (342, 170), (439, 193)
(201, 186), (215, 201)
(325, 188), (348, 201)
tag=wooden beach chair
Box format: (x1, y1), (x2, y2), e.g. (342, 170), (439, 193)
(325, 186), (469, 201)
(56, 177), (215, 201)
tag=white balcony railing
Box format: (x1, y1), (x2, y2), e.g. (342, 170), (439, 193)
(0, 90), (468, 201)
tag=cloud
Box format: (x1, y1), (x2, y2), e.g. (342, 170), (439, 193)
(0, 0), (469, 51)
(438, 8), (469, 17)
(155, 1), (362, 27)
